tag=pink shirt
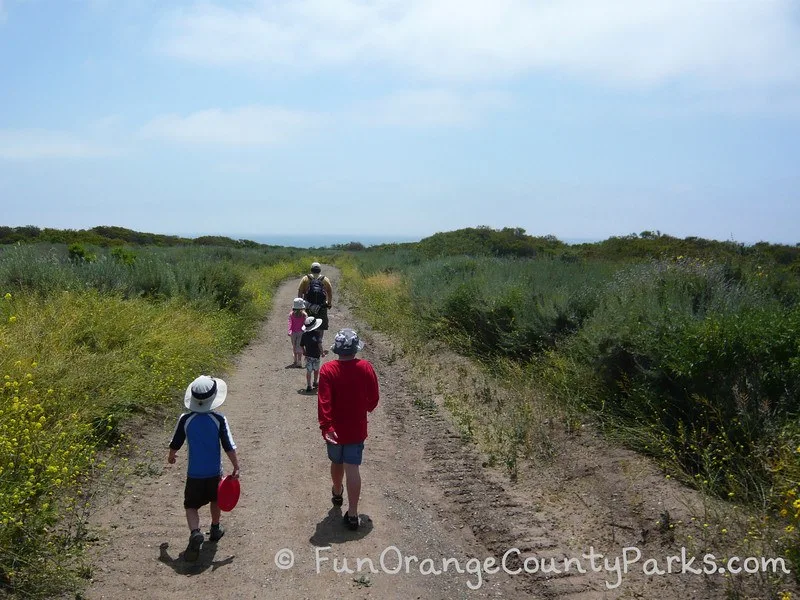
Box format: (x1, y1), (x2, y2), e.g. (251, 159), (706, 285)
(288, 312), (306, 334)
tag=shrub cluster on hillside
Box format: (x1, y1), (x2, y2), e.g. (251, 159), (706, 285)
(343, 226), (800, 564)
(0, 225), (268, 249)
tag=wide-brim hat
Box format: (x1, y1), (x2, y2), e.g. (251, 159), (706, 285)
(303, 317), (322, 332)
(292, 297), (307, 310)
(184, 375), (227, 413)
(331, 328), (365, 356)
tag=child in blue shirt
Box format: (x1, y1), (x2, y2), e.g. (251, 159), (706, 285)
(168, 375), (240, 561)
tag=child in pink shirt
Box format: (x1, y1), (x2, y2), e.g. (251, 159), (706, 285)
(288, 298), (308, 367)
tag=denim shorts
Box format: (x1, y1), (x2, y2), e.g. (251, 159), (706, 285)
(305, 356), (321, 372)
(326, 441), (364, 465)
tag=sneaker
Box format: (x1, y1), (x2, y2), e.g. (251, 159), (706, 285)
(306, 385), (313, 393)
(331, 486), (344, 507)
(209, 523), (225, 542)
(312, 381), (318, 389)
(343, 511), (359, 531)
(184, 530), (204, 561)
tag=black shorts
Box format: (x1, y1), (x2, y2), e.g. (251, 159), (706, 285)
(184, 476), (220, 509)
(318, 308), (329, 331)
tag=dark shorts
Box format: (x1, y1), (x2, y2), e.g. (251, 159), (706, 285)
(326, 442), (364, 465)
(318, 308), (329, 331)
(184, 475), (220, 509)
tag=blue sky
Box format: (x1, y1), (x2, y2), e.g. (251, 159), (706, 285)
(1, 0), (799, 244)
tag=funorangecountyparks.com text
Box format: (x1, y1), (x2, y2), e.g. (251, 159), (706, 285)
(273, 545), (791, 590)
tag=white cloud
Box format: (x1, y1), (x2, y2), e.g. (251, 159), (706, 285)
(0, 130), (118, 159)
(156, 0), (800, 88)
(139, 105), (321, 146)
(355, 89), (512, 127)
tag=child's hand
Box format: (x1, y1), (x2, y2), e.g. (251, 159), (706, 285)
(167, 453), (176, 464)
(323, 429), (339, 444)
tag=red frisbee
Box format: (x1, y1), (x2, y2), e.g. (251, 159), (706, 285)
(217, 475), (240, 512)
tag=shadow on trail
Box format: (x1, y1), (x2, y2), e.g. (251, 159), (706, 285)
(309, 507), (373, 546)
(158, 540), (235, 575)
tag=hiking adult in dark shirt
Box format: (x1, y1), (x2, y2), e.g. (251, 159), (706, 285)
(298, 262), (332, 339)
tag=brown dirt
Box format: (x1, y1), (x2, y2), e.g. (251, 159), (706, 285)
(84, 268), (792, 600)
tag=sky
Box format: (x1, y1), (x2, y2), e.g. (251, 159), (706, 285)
(1, 0), (799, 245)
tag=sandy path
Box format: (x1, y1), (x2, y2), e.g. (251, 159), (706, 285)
(86, 268), (524, 600)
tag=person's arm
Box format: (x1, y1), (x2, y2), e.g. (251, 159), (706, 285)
(317, 368), (337, 442)
(217, 414), (239, 476)
(297, 275), (309, 298)
(288, 313), (293, 336)
(324, 277), (333, 307)
(366, 362), (379, 413)
(167, 415), (187, 463)
(225, 449), (240, 479)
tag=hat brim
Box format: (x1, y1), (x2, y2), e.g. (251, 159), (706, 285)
(303, 318), (322, 332)
(184, 378), (227, 413)
(331, 340), (365, 355)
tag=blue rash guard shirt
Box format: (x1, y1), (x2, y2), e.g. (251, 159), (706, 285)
(169, 411), (236, 479)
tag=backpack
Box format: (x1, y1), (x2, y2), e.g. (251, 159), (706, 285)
(304, 275), (327, 311)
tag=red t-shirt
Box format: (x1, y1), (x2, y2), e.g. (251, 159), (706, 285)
(317, 358), (379, 444)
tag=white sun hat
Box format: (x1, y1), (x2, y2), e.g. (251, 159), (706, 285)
(292, 297), (307, 310)
(184, 375), (227, 413)
(302, 316), (322, 332)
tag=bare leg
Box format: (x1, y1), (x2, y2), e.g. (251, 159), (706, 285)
(210, 501), (221, 525)
(330, 462), (344, 495)
(185, 508), (200, 531)
(344, 463), (361, 516)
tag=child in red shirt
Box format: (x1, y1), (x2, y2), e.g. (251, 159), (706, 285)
(317, 329), (379, 530)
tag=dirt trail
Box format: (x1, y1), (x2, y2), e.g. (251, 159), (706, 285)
(86, 268), (723, 599)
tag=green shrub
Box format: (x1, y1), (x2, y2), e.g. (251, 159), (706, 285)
(200, 264), (251, 311)
(67, 243), (96, 263)
(110, 247), (136, 266)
